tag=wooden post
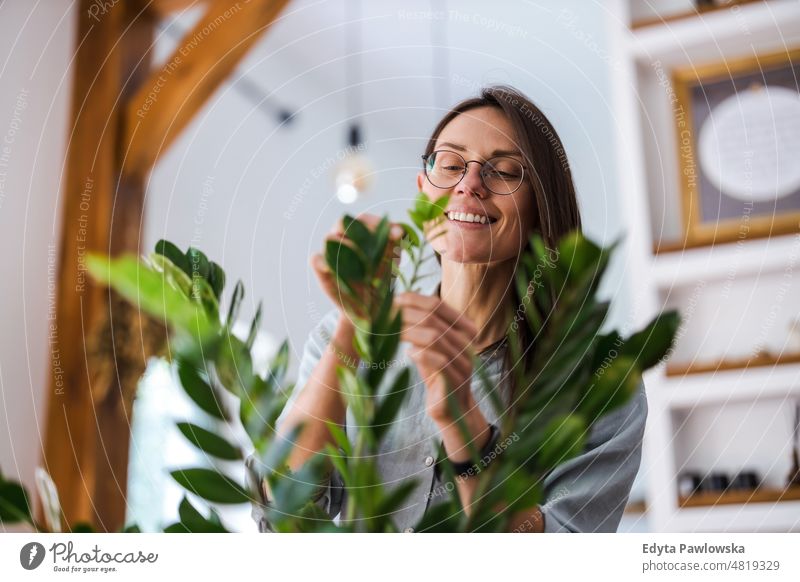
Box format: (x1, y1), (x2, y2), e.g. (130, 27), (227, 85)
(40, 0), (156, 531)
(41, 0), (290, 531)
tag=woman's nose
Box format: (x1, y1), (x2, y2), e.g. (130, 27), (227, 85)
(456, 163), (489, 198)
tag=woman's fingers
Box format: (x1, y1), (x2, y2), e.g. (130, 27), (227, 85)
(407, 345), (471, 391)
(402, 322), (473, 380)
(399, 304), (475, 356)
(395, 292), (478, 338)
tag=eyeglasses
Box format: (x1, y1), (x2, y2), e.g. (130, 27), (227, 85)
(421, 149), (526, 195)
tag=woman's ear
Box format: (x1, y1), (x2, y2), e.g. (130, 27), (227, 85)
(416, 171), (425, 192)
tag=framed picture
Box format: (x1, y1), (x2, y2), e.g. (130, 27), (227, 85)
(671, 47), (800, 247)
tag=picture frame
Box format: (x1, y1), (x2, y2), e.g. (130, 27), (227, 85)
(671, 47), (800, 248)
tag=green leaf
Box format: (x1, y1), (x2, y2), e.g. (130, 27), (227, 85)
(208, 261), (226, 299)
(580, 356), (641, 423)
(408, 208), (426, 231)
(325, 240), (367, 282)
(444, 383), (481, 466)
(398, 222), (420, 248)
(373, 368), (410, 441)
(148, 252), (193, 297)
(412, 499), (463, 532)
(171, 495), (229, 533)
(294, 499), (335, 532)
(259, 424), (301, 475)
(622, 311), (681, 370)
(87, 254), (211, 335)
(189, 275), (220, 319)
(325, 421), (352, 456)
(176, 422), (242, 460)
(246, 301), (263, 350)
(215, 332), (255, 396)
(430, 193), (450, 218)
(536, 414), (588, 471)
(268, 340), (290, 388)
(342, 215), (374, 251)
(226, 280), (245, 327)
(0, 479), (33, 525)
(170, 468), (251, 504)
(177, 495), (203, 524)
(592, 331), (623, 372)
(374, 480), (417, 525)
(155, 239), (191, 276)
(556, 230), (602, 284)
(353, 326), (372, 362)
(369, 216), (391, 269)
(186, 247), (210, 282)
(177, 360), (229, 421)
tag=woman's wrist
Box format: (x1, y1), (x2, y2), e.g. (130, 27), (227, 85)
(437, 405), (492, 464)
(329, 314), (359, 369)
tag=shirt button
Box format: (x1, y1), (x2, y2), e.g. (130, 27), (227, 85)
(424, 456), (434, 467)
(404, 527), (414, 533)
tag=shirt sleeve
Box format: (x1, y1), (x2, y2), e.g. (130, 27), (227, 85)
(540, 379), (648, 533)
(245, 309), (345, 532)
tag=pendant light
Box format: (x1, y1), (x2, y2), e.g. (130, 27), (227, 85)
(334, 0), (373, 204)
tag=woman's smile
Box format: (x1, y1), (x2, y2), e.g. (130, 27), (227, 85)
(445, 206), (499, 228)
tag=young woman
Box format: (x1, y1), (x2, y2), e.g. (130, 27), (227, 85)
(247, 85), (647, 533)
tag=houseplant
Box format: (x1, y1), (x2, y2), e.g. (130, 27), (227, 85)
(0, 192), (679, 532)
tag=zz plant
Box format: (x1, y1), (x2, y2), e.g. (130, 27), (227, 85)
(0, 192), (678, 533)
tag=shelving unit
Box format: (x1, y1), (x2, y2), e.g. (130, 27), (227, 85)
(630, 0), (763, 30)
(607, 0), (800, 532)
(679, 485), (800, 507)
(665, 350), (800, 377)
(658, 363), (800, 408)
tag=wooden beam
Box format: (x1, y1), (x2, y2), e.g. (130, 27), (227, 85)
(42, 0), (286, 532)
(122, 0), (291, 177)
(41, 0), (156, 531)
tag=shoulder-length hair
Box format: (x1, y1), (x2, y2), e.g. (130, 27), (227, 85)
(424, 85), (582, 395)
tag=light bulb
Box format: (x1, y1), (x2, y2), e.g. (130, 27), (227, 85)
(333, 149), (373, 204)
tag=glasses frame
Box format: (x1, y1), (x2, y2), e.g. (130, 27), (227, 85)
(421, 149), (527, 195)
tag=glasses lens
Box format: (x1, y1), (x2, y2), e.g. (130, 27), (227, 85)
(482, 157), (524, 195)
(426, 150), (465, 188)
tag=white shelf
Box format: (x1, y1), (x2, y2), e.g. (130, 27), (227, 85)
(650, 234), (800, 289)
(666, 500), (800, 532)
(612, 0), (800, 533)
(655, 363), (800, 409)
(628, 0), (800, 63)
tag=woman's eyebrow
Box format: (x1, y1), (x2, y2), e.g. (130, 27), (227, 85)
(490, 148), (523, 157)
(437, 141), (468, 152)
(437, 141), (522, 158)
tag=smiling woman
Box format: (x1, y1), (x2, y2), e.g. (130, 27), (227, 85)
(251, 85), (647, 533)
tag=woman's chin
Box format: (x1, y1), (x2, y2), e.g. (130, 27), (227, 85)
(435, 246), (499, 265)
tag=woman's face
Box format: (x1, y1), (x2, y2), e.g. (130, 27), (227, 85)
(417, 106), (535, 264)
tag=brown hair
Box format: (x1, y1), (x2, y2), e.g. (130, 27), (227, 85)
(425, 85), (582, 399)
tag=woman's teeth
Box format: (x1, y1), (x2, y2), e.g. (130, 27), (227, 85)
(447, 211), (490, 224)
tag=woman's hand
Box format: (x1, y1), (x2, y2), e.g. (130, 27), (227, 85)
(395, 291), (480, 425)
(311, 213), (404, 326)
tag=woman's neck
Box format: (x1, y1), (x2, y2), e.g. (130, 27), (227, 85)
(439, 258), (515, 352)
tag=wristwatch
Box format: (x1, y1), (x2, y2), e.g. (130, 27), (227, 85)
(447, 423), (501, 476)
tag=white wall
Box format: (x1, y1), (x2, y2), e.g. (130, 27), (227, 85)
(0, 0), (75, 513)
